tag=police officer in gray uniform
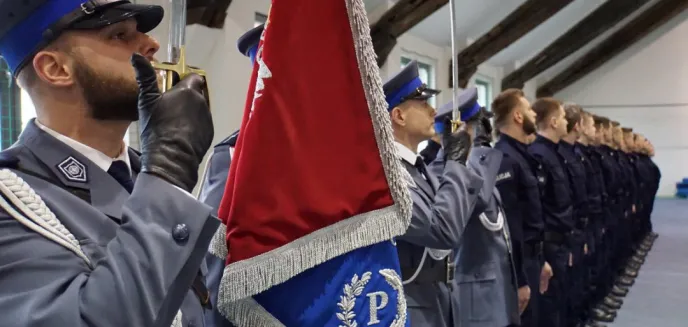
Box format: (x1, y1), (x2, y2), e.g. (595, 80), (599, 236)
(202, 24), (263, 327)
(0, 1), (217, 326)
(433, 88), (520, 327)
(384, 61), (484, 327)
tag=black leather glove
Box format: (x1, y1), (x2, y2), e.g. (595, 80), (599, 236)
(132, 53), (214, 192)
(441, 118), (472, 165)
(470, 108), (493, 147)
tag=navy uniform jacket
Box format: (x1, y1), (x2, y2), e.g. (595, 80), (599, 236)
(528, 135), (575, 238)
(397, 142), (484, 327)
(587, 146), (612, 228)
(0, 120), (218, 327)
(596, 145), (621, 224)
(575, 144), (604, 245)
(494, 134), (545, 288)
(557, 141), (588, 231)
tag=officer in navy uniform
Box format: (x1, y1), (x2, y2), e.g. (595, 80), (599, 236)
(432, 88), (520, 327)
(556, 104), (593, 327)
(492, 88), (551, 327)
(589, 117), (626, 323)
(527, 97), (575, 327)
(574, 111), (614, 327)
(0, 1), (218, 326)
(383, 61), (484, 327)
(201, 24), (263, 327)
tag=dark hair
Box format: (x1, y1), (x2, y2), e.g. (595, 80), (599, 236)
(532, 97), (562, 128)
(563, 103), (583, 133)
(492, 88), (525, 129)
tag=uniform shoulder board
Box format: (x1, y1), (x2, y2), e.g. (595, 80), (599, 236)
(215, 129), (240, 148)
(0, 147), (23, 169)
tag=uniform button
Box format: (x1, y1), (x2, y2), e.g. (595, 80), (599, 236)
(480, 154), (487, 162)
(172, 224), (190, 243)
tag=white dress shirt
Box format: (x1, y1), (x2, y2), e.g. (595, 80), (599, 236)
(35, 120), (130, 174)
(394, 141), (419, 166)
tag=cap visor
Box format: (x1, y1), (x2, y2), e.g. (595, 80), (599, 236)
(412, 87), (441, 101)
(71, 3), (164, 33)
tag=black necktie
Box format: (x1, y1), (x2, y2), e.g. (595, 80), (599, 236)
(108, 161), (134, 193)
(415, 156), (430, 181)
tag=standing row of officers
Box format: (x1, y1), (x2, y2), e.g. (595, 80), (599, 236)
(198, 24), (663, 327)
(367, 61), (661, 327)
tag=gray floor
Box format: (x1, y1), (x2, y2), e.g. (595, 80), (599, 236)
(608, 199), (688, 327)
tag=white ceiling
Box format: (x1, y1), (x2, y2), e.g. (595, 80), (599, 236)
(364, 0), (660, 81)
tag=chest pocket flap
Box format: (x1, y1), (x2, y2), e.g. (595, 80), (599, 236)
(456, 261), (497, 283)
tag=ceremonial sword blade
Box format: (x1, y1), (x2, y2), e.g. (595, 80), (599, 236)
(168, 0), (187, 64)
(448, 0), (460, 125)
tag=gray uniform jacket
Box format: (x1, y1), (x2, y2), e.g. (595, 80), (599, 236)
(396, 143), (484, 327)
(440, 146), (520, 327)
(0, 120), (219, 327)
(198, 136), (236, 327)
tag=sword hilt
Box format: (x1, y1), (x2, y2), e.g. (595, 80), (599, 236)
(151, 46), (211, 107)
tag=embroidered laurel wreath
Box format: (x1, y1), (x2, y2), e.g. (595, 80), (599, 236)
(337, 272), (372, 327)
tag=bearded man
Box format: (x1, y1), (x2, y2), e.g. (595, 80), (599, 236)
(0, 1), (217, 326)
(492, 89), (553, 327)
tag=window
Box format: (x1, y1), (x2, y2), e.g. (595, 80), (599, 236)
(475, 78), (492, 111)
(0, 57), (21, 150)
(255, 12), (267, 27)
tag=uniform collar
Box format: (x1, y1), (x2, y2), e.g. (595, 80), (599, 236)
(35, 119), (131, 174)
(535, 134), (559, 149)
(498, 133), (529, 153)
(394, 141), (419, 165)
(559, 140), (575, 150)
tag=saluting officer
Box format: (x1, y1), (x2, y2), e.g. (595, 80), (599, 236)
(202, 24), (264, 327)
(527, 97), (575, 327)
(492, 89), (552, 327)
(432, 88), (520, 327)
(384, 61), (482, 327)
(0, 1), (217, 326)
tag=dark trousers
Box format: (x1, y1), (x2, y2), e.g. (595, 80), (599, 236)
(521, 254), (543, 327)
(539, 243), (569, 327)
(566, 236), (588, 327)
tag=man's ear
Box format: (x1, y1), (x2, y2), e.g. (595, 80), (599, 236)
(32, 49), (75, 88)
(513, 109), (524, 124)
(390, 106), (405, 126)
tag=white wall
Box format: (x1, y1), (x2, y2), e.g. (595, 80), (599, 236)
(554, 10), (688, 197)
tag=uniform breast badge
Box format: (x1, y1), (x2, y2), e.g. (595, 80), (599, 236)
(57, 156), (88, 183)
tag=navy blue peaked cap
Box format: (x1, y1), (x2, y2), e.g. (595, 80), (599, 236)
(237, 24), (264, 65)
(383, 60), (440, 110)
(0, 0), (163, 76)
(435, 87), (491, 133)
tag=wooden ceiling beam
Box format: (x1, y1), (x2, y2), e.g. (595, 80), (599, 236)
(186, 0), (233, 29)
(370, 0), (448, 67)
(537, 0), (688, 97)
(501, 0), (650, 91)
(454, 0), (574, 88)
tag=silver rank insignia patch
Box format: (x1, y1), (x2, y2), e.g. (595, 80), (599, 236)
(58, 156), (87, 183)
